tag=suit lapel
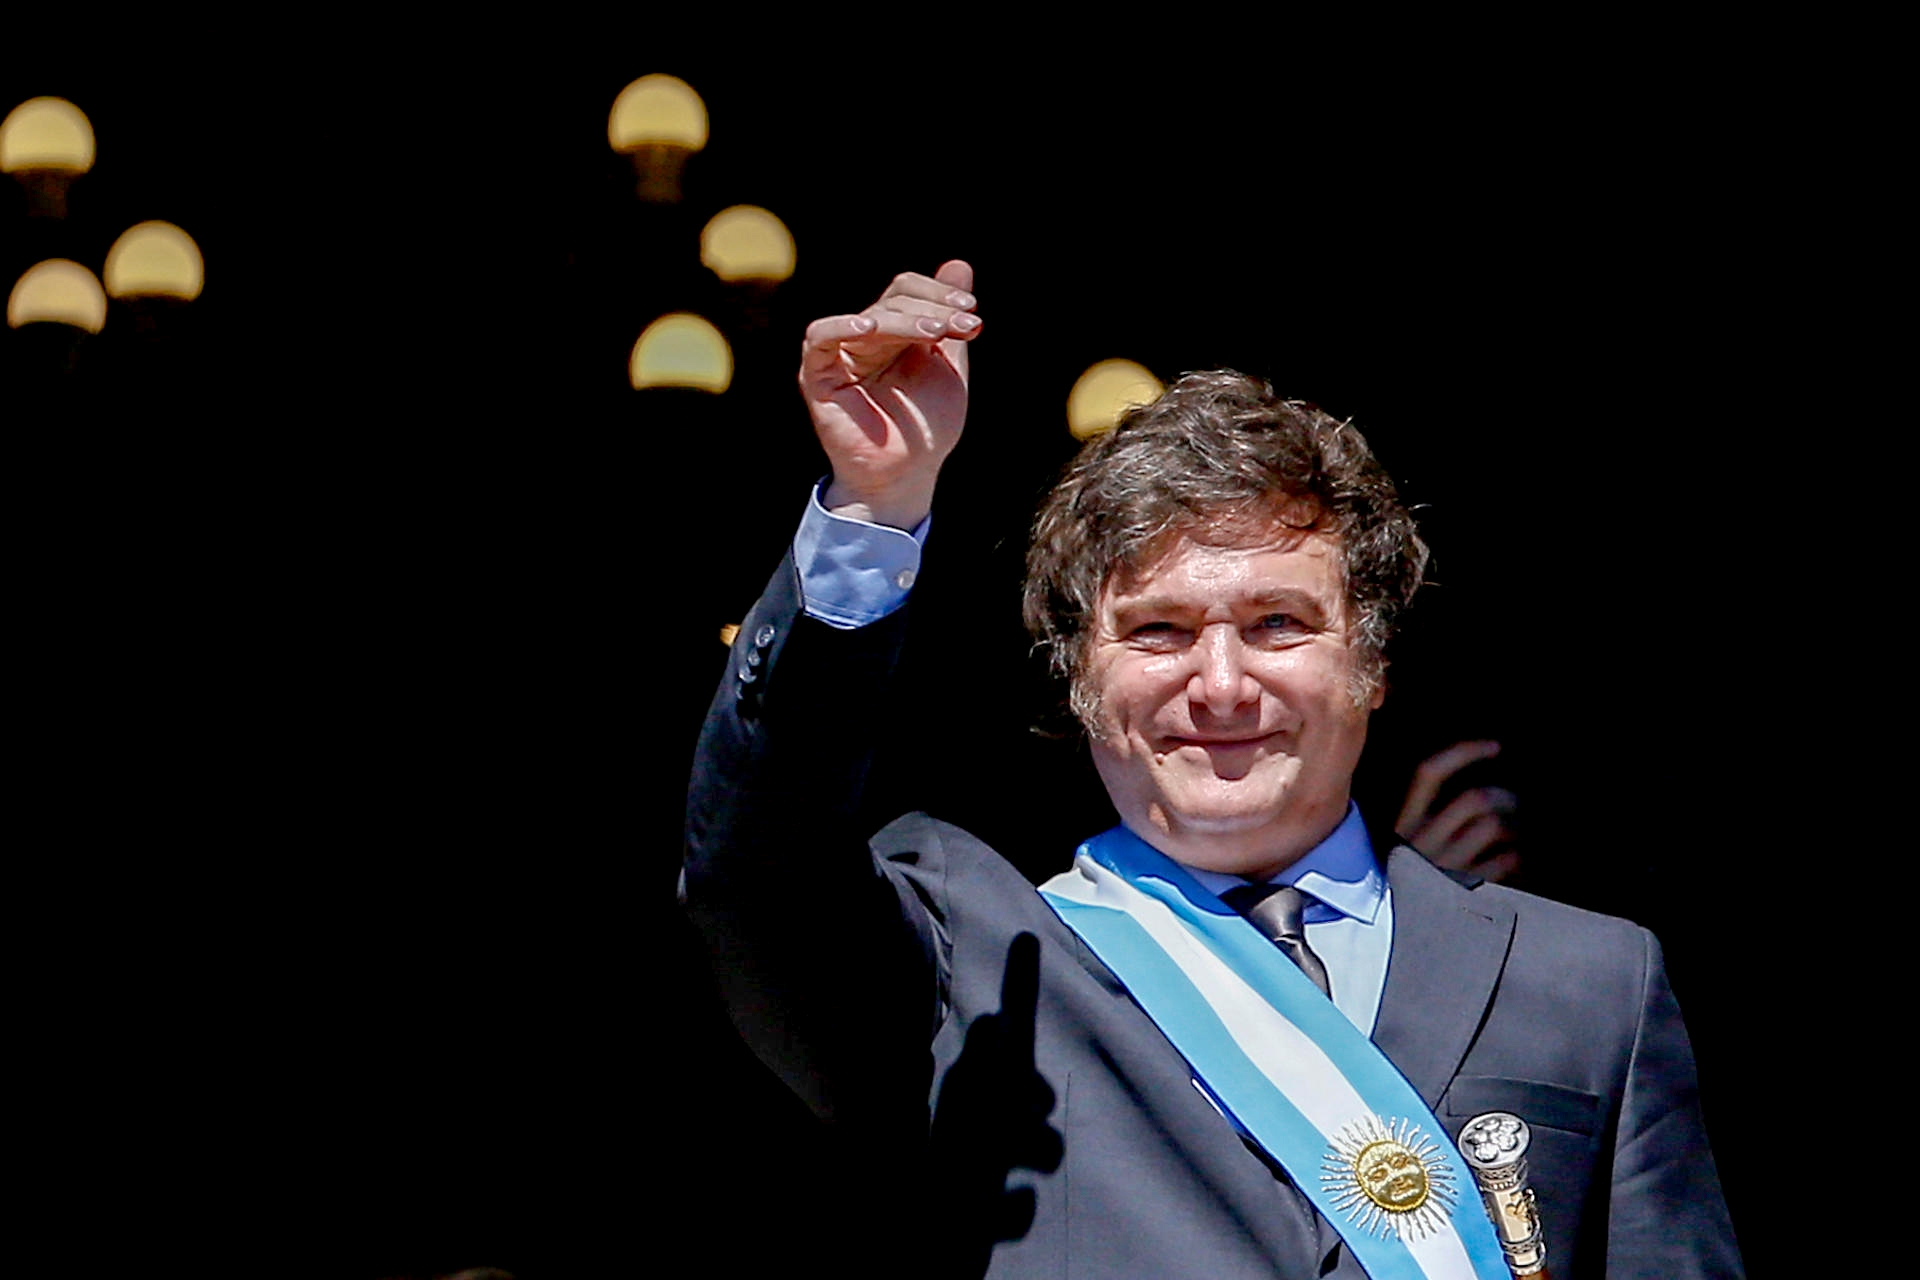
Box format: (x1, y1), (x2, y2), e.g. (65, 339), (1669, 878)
(1372, 845), (1516, 1110)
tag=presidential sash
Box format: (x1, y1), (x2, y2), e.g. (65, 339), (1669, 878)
(1039, 826), (1509, 1280)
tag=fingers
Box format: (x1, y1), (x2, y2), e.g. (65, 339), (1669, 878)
(803, 313), (875, 349)
(1396, 739), (1521, 884)
(935, 258), (974, 292)
(1429, 834), (1522, 884)
(850, 310), (969, 343)
(1412, 788), (1517, 881)
(1473, 851), (1523, 884)
(1394, 738), (1501, 833)
(867, 269), (982, 340)
(1420, 785), (1518, 849)
(1421, 808), (1506, 864)
(799, 310), (943, 370)
(799, 262), (981, 391)
(870, 265), (979, 386)
(870, 295), (983, 335)
(799, 313), (876, 381)
(880, 267), (977, 311)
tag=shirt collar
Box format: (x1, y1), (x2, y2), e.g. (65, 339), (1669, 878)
(1182, 803), (1386, 926)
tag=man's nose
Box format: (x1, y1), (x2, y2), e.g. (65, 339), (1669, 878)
(1189, 624), (1257, 715)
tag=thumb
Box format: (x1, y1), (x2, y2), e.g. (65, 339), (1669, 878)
(935, 259), (974, 292)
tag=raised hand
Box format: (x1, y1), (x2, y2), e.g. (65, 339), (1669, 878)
(798, 260), (981, 530)
(1395, 739), (1522, 883)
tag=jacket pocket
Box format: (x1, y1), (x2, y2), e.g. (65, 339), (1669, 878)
(1439, 1075), (1606, 1136)
(1439, 1076), (1609, 1278)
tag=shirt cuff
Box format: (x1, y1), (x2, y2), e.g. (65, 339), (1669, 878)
(793, 481), (930, 629)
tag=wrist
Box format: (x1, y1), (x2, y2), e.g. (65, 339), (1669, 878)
(822, 477), (934, 531)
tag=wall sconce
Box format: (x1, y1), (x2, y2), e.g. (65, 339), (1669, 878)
(608, 75), (708, 204)
(1067, 359), (1165, 439)
(630, 313), (732, 392)
(8, 259), (108, 332)
(700, 205), (795, 285)
(103, 221), (205, 302)
(0, 97), (95, 218)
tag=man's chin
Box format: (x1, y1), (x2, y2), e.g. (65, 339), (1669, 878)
(1169, 812), (1277, 838)
(1150, 777), (1321, 841)
(1159, 795), (1288, 837)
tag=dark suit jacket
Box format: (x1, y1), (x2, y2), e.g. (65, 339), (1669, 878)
(683, 556), (1741, 1279)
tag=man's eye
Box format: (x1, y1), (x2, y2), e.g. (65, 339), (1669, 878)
(1252, 613), (1306, 640)
(1129, 622), (1187, 645)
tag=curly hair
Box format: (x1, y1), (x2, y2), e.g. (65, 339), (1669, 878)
(1022, 370), (1428, 726)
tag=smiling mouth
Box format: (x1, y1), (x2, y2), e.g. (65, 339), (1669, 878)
(1161, 731), (1283, 751)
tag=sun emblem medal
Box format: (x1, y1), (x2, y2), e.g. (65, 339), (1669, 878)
(1320, 1115), (1458, 1241)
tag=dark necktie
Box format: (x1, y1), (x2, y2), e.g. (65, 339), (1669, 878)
(1220, 883), (1333, 1000)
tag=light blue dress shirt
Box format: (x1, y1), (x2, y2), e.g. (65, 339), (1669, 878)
(792, 487), (1394, 1037)
(1183, 805), (1392, 1037)
(792, 483), (928, 628)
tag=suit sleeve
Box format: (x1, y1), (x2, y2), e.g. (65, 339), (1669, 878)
(681, 552), (945, 1130)
(1605, 929), (1744, 1279)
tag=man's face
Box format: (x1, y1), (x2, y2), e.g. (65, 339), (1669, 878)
(1084, 521), (1381, 880)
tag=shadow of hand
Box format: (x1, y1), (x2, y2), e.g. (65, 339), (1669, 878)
(928, 932), (1065, 1275)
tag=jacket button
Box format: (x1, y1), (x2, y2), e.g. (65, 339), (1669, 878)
(754, 624), (776, 648)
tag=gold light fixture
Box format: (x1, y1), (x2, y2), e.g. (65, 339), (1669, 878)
(630, 313), (732, 392)
(1067, 359), (1165, 439)
(700, 205), (795, 285)
(0, 97), (96, 217)
(608, 74), (708, 203)
(104, 221), (205, 301)
(8, 259), (108, 332)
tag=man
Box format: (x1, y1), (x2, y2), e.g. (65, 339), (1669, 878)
(682, 262), (1740, 1278)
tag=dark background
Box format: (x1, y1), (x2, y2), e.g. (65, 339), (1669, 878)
(6, 40), (1807, 1278)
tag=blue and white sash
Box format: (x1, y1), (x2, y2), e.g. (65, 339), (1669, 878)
(1039, 826), (1508, 1280)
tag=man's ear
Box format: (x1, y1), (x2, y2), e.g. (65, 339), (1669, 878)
(1359, 658), (1388, 712)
